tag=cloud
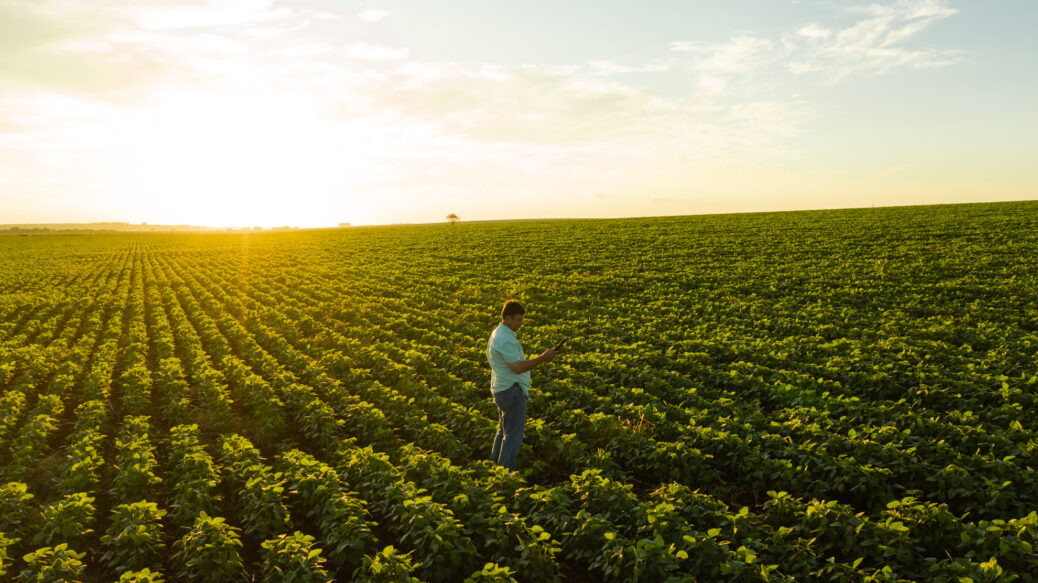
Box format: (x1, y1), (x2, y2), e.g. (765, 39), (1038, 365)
(347, 42), (409, 61)
(0, 0), (310, 96)
(796, 23), (832, 40)
(785, 0), (961, 79)
(335, 54), (810, 187)
(358, 9), (389, 23)
(586, 59), (670, 75)
(363, 62), (662, 146)
(128, 0), (292, 30)
(693, 36), (776, 75)
(670, 0), (961, 86)
(671, 35), (782, 100)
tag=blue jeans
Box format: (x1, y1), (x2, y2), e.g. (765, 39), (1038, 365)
(490, 383), (527, 472)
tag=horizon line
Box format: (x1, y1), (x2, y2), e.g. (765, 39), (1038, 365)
(3, 198), (1036, 232)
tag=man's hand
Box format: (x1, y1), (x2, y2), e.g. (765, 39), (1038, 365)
(506, 348), (558, 374)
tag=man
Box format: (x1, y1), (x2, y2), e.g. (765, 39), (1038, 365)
(486, 299), (557, 472)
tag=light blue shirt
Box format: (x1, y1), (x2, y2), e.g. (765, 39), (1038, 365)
(487, 323), (530, 395)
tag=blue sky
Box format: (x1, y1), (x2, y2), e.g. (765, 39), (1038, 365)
(0, 0), (1035, 226)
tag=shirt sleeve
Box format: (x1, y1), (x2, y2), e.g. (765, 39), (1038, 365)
(495, 337), (525, 364)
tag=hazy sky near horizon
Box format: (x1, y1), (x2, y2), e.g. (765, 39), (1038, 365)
(1, 0), (1035, 227)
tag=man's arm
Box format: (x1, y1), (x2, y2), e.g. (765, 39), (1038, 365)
(506, 348), (557, 374)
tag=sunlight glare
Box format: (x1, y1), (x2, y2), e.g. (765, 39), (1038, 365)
(122, 89), (379, 227)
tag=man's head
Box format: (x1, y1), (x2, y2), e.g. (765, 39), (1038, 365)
(501, 299), (525, 331)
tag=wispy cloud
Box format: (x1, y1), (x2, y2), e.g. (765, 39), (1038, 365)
(785, 0), (961, 79)
(795, 23), (833, 41)
(122, 0), (293, 31)
(672, 0), (961, 85)
(347, 42), (409, 61)
(358, 8), (389, 23)
(671, 35), (782, 99)
(675, 35), (777, 74)
(586, 59), (670, 75)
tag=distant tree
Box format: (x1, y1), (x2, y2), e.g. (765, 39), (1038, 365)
(446, 213), (460, 225)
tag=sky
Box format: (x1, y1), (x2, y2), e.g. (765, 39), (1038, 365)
(0, 0), (1035, 227)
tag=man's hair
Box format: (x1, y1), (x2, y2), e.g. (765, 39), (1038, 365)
(501, 299), (526, 319)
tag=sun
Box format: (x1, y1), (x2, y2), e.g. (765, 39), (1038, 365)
(119, 89), (384, 227)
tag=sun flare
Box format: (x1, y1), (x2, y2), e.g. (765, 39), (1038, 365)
(119, 89), (382, 227)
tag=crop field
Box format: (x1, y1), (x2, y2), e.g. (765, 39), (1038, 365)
(1, 201), (1036, 582)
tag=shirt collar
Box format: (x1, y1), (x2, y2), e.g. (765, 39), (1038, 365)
(497, 322), (516, 338)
